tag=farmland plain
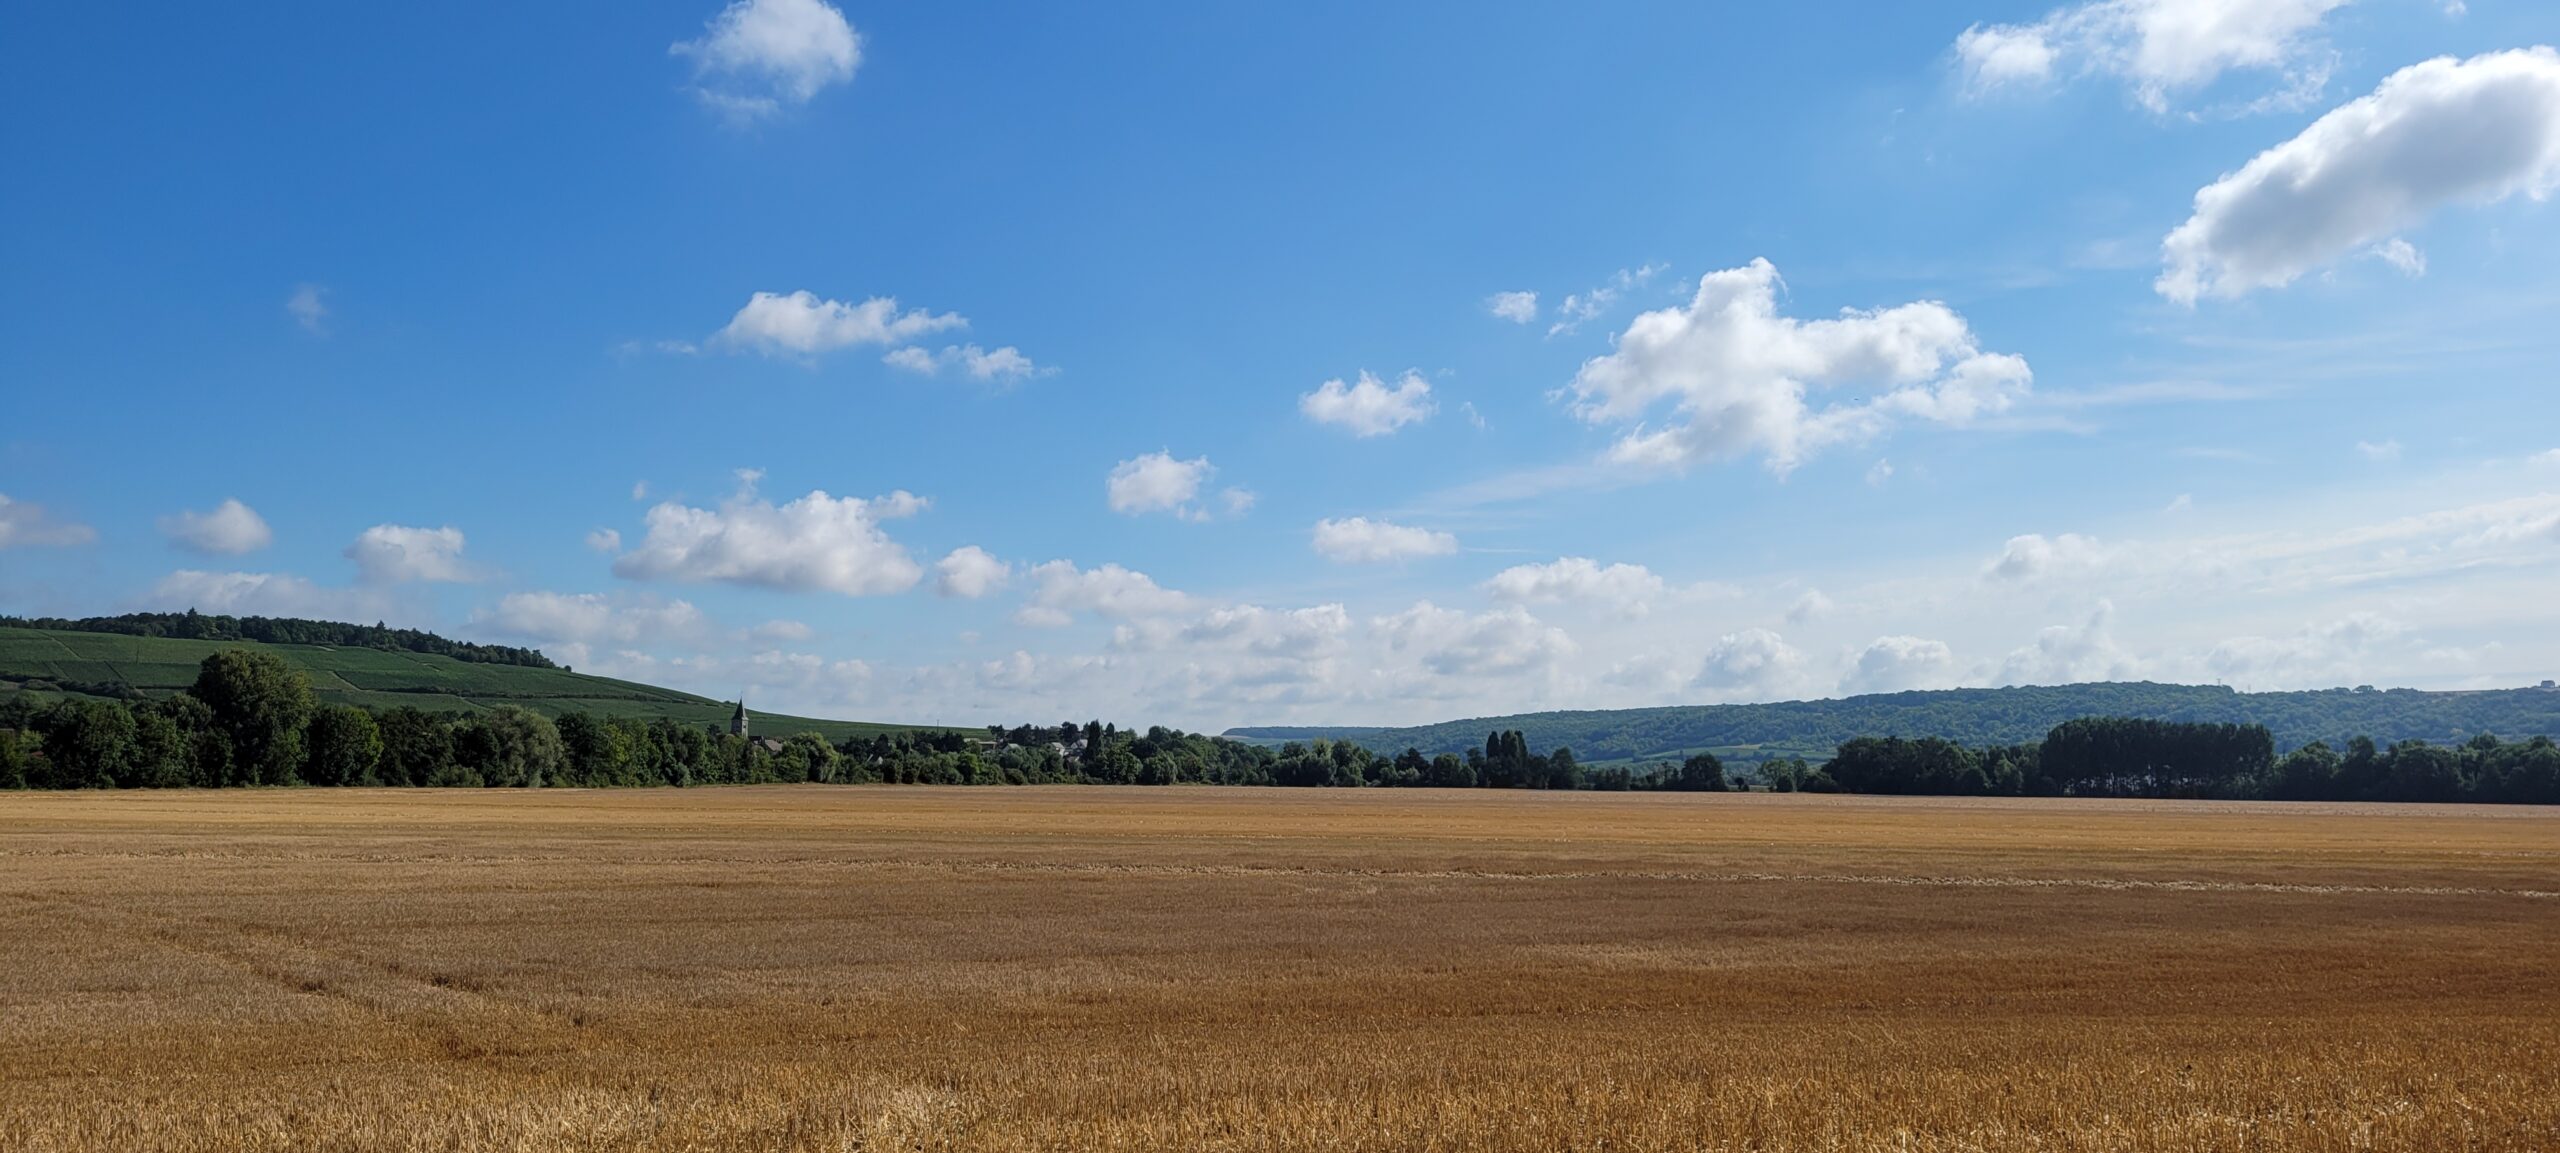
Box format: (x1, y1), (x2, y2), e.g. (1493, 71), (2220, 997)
(2, 787), (2554, 1151)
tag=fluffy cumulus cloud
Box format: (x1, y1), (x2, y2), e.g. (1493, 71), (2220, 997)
(1014, 561), (1190, 628)
(159, 499), (272, 556)
(1956, 0), (2352, 112)
(882, 343), (1046, 382)
(345, 524), (475, 584)
(1173, 603), (1352, 660)
(1841, 635), (1960, 694)
(1483, 557), (1667, 615)
(1486, 291), (1539, 323)
(2159, 49), (2560, 304)
(1997, 601), (2140, 685)
(1309, 517), (1458, 564)
(671, 0), (861, 119)
(1374, 602), (1574, 677)
(2207, 613), (2408, 686)
(1568, 259), (2030, 475)
(471, 591), (710, 649)
(611, 478), (925, 596)
(1692, 628), (1810, 696)
(936, 545), (1011, 598)
(1983, 532), (2108, 583)
(0, 494), (97, 549)
(1298, 370), (1436, 437)
(715, 290), (966, 356)
(1106, 451), (1233, 520)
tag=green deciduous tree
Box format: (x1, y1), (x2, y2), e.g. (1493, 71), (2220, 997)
(191, 649), (315, 785)
(304, 704), (384, 786)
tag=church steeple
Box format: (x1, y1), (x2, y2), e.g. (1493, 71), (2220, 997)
(730, 699), (748, 739)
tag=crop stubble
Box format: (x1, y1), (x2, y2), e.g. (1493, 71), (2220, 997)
(1, 787), (2554, 1151)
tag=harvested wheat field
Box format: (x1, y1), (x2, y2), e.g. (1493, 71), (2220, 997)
(2, 787), (2555, 1152)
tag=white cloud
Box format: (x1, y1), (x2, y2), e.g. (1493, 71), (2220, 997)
(879, 346), (937, 374)
(1983, 532), (2107, 583)
(1956, 0), (2351, 112)
(1107, 451), (1226, 519)
(612, 480), (925, 596)
(936, 545), (1011, 598)
(1548, 264), (1665, 336)
(2159, 48), (2560, 304)
(1841, 635), (1959, 694)
(1176, 603), (1352, 659)
(2207, 613), (2408, 685)
(1568, 259), (2030, 475)
(158, 499), (273, 556)
(1865, 458), (1895, 487)
(1955, 23), (2061, 89)
(472, 591), (710, 648)
(286, 284), (329, 334)
(1374, 602), (1574, 677)
(1015, 561), (1191, 627)
(0, 494), (96, 549)
(2531, 449), (2560, 469)
(2357, 439), (2403, 462)
(747, 619), (813, 642)
(586, 528), (623, 553)
(2368, 237), (2428, 277)
(1298, 370), (1436, 437)
(1310, 517), (1459, 564)
(1998, 601), (2139, 685)
(1486, 291), (1539, 323)
(345, 524), (475, 584)
(715, 290), (966, 356)
(1693, 628), (1810, 695)
(880, 343), (1048, 382)
(1787, 589), (1836, 623)
(671, 0), (861, 119)
(1483, 557), (1666, 615)
(146, 570), (394, 622)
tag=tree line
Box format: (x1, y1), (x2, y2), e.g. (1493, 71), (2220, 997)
(2, 611), (558, 669)
(3, 651), (2555, 804)
(1231, 681), (2560, 766)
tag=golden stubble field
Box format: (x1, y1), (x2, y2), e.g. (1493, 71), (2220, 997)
(1, 787), (2555, 1152)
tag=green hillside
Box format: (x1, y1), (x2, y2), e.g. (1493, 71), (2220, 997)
(1228, 681), (2560, 768)
(0, 625), (929, 743)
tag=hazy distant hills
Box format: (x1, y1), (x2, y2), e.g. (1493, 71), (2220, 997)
(1226, 682), (2560, 767)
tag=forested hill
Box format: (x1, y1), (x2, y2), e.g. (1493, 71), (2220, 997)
(1227, 682), (2560, 765)
(0, 623), (923, 744)
(4, 612), (557, 668)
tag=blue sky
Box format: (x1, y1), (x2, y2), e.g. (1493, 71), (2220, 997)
(6, 0), (2560, 729)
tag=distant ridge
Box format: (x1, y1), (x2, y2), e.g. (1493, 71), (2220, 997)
(1226, 681), (2560, 767)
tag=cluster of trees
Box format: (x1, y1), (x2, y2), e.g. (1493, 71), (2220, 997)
(1, 611), (557, 668)
(1801, 718), (2557, 804)
(3, 651), (2554, 805)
